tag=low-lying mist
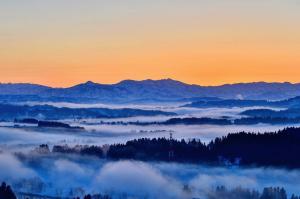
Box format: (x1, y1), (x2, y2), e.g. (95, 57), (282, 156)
(1, 105), (299, 198)
(1, 152), (300, 199)
(1, 122), (299, 151)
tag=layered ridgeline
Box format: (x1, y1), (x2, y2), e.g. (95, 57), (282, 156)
(241, 108), (300, 118)
(183, 96), (300, 109)
(0, 104), (175, 120)
(1, 79), (300, 103)
(181, 97), (300, 125)
(106, 117), (300, 125)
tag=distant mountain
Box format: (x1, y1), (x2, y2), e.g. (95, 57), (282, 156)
(241, 108), (300, 118)
(183, 96), (300, 109)
(1, 79), (300, 103)
(183, 99), (271, 108)
(0, 83), (50, 95)
(0, 104), (176, 121)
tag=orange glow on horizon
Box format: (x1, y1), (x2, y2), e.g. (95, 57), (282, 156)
(0, 0), (299, 87)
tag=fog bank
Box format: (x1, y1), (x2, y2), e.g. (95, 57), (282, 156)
(1, 152), (299, 199)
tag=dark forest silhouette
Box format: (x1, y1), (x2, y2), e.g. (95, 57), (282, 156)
(3, 181), (300, 199)
(107, 127), (300, 167)
(0, 182), (16, 199)
(40, 127), (300, 168)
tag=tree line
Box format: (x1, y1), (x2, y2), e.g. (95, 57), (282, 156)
(97, 116), (300, 126)
(35, 127), (300, 168)
(107, 127), (300, 168)
(207, 186), (299, 199)
(2, 181), (300, 199)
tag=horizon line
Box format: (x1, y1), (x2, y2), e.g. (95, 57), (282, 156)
(0, 78), (299, 89)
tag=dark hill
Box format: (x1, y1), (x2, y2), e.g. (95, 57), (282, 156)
(1, 79), (300, 103)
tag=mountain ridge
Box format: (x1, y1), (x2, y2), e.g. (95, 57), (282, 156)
(1, 79), (300, 102)
(1, 78), (299, 89)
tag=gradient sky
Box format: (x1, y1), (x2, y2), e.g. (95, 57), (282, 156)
(0, 0), (299, 87)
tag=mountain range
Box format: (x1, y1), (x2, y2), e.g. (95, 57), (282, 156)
(183, 96), (300, 109)
(1, 79), (300, 103)
(0, 104), (175, 121)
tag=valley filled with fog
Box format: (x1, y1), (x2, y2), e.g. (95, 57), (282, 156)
(2, 0), (300, 196)
(1, 101), (300, 198)
(0, 102), (293, 149)
(1, 153), (300, 199)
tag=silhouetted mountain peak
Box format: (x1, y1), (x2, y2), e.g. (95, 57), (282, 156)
(80, 81), (102, 86)
(116, 78), (187, 87)
(0, 79), (300, 102)
(71, 81), (103, 89)
(155, 78), (187, 85)
(85, 80), (96, 85)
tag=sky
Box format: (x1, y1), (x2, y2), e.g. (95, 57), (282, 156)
(0, 0), (299, 87)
